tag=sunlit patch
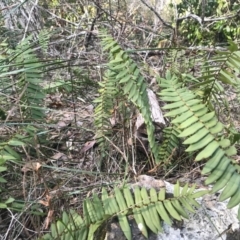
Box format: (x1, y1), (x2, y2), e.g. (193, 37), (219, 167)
(138, 222), (143, 231)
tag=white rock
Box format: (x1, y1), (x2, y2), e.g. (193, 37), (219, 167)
(158, 182), (239, 240)
(107, 179), (240, 240)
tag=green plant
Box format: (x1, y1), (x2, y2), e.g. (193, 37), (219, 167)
(173, 0), (240, 45)
(43, 80), (72, 93)
(0, 35), (47, 120)
(14, 36), (46, 120)
(158, 71), (239, 208)
(94, 33), (159, 160)
(0, 33), (49, 210)
(40, 183), (208, 240)
(42, 35), (240, 239)
(158, 127), (180, 164)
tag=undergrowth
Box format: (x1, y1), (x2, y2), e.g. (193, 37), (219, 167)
(0, 29), (240, 239)
(39, 35), (240, 240)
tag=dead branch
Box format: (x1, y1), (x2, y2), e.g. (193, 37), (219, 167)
(139, 0), (174, 30)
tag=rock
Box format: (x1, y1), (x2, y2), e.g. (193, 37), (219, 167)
(105, 178), (240, 240)
(158, 182), (240, 240)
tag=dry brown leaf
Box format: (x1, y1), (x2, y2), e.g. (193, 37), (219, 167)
(70, 197), (78, 205)
(57, 120), (68, 128)
(43, 209), (54, 229)
(63, 113), (74, 121)
(21, 162), (41, 173)
(86, 104), (94, 114)
(49, 133), (60, 140)
(227, 93), (236, 101)
(80, 140), (96, 153)
(109, 116), (117, 126)
(147, 162), (162, 173)
(147, 89), (165, 124)
(127, 138), (133, 146)
(48, 93), (63, 109)
(38, 193), (52, 207)
(76, 121), (83, 127)
(80, 110), (92, 118)
(135, 89), (165, 131)
(51, 152), (66, 161)
(38, 200), (49, 207)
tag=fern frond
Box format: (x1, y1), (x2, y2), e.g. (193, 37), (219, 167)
(95, 33), (159, 160)
(167, 49), (196, 76)
(158, 72), (240, 212)
(196, 42), (240, 102)
(201, 42), (239, 85)
(158, 127), (180, 164)
(15, 36), (45, 120)
(38, 29), (50, 54)
(41, 184), (208, 240)
(0, 124), (43, 201)
(94, 69), (119, 145)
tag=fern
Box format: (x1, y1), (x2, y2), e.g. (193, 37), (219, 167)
(0, 35), (47, 120)
(200, 42), (239, 85)
(38, 29), (51, 54)
(158, 71), (240, 217)
(14, 36), (45, 120)
(164, 43), (240, 109)
(0, 125), (44, 208)
(193, 42), (240, 105)
(0, 35), (46, 188)
(41, 183), (208, 240)
(158, 127), (180, 164)
(167, 49), (193, 76)
(94, 33), (159, 160)
(94, 69), (119, 144)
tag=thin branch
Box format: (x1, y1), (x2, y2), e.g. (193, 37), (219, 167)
(177, 13), (203, 25)
(139, 0), (174, 30)
(22, 0), (39, 40)
(204, 9), (240, 22)
(177, 9), (240, 25)
(36, 5), (80, 27)
(0, 3), (18, 11)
